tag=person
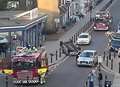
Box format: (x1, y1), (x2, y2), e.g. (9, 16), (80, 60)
(88, 71), (96, 87)
(98, 69), (103, 87)
(26, 42), (31, 49)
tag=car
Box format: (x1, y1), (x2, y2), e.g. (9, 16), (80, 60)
(95, 10), (112, 23)
(93, 18), (109, 30)
(76, 50), (98, 66)
(109, 32), (120, 52)
(94, 11), (112, 31)
(76, 33), (91, 45)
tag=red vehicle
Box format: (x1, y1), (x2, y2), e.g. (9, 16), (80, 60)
(93, 18), (110, 30)
(95, 11), (112, 23)
(0, 47), (48, 85)
(94, 11), (112, 31)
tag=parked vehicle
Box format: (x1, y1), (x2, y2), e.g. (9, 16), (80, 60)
(76, 50), (98, 66)
(109, 32), (120, 52)
(76, 33), (91, 45)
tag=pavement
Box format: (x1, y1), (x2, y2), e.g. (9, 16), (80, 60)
(42, 0), (116, 87)
(101, 52), (120, 87)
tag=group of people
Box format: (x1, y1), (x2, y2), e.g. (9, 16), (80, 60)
(84, 66), (111, 87)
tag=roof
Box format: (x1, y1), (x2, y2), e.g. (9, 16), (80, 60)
(0, 11), (47, 28)
(80, 33), (89, 35)
(83, 50), (96, 53)
(12, 52), (40, 62)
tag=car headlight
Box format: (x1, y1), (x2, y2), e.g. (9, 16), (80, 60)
(96, 15), (100, 17)
(106, 26), (108, 29)
(94, 26), (96, 29)
(109, 19), (112, 22)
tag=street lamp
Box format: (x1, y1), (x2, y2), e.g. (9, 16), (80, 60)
(89, 2), (93, 22)
(66, 0), (71, 23)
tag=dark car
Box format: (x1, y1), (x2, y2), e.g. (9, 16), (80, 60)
(109, 33), (120, 51)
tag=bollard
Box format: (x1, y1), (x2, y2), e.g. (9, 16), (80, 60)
(109, 51), (111, 60)
(103, 51), (105, 61)
(106, 56), (109, 67)
(110, 0), (113, 3)
(72, 36), (74, 43)
(76, 33), (78, 41)
(74, 34), (76, 43)
(111, 58), (113, 70)
(50, 53), (54, 63)
(56, 50), (58, 60)
(6, 75), (8, 87)
(59, 48), (62, 58)
(114, 50), (116, 58)
(119, 62), (120, 73)
(60, 41), (63, 47)
(77, 32), (79, 37)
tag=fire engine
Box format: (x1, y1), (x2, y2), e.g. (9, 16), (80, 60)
(93, 11), (112, 30)
(0, 46), (48, 85)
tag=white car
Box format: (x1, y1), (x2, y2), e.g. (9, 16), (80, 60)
(76, 50), (98, 66)
(76, 33), (91, 45)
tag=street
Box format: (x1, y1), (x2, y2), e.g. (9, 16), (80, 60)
(42, 31), (108, 87)
(0, 0), (120, 87)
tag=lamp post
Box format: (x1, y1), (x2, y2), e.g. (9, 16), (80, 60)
(89, 1), (93, 22)
(66, 0), (71, 24)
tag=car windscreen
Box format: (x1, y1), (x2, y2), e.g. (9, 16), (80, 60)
(111, 39), (120, 45)
(79, 35), (88, 38)
(95, 18), (106, 23)
(13, 61), (36, 70)
(80, 52), (93, 57)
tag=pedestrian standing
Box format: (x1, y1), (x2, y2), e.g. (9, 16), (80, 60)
(98, 69), (103, 87)
(88, 71), (96, 87)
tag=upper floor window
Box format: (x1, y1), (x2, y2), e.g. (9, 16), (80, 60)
(0, 0), (37, 11)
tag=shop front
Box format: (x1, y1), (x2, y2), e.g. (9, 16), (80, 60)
(0, 14), (47, 57)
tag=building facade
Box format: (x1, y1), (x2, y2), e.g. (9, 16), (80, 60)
(58, 0), (81, 28)
(37, 0), (60, 33)
(0, 0), (48, 57)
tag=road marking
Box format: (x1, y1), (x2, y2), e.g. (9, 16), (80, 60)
(48, 56), (69, 73)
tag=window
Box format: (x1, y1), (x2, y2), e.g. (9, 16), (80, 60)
(79, 35), (88, 38)
(80, 52), (93, 57)
(0, 0), (37, 11)
(13, 61), (36, 70)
